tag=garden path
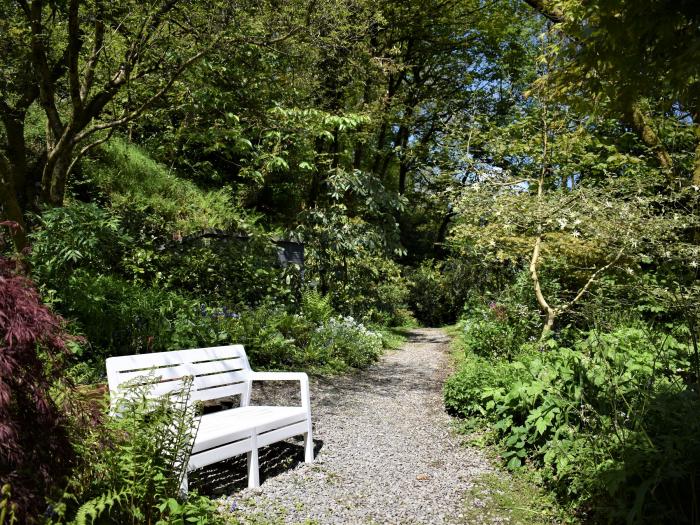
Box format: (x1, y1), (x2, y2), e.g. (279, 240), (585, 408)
(198, 328), (495, 524)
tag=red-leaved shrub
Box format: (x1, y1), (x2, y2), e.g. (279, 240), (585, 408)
(0, 248), (74, 522)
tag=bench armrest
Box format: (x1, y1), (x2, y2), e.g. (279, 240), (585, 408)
(248, 372), (308, 382)
(247, 372), (311, 410)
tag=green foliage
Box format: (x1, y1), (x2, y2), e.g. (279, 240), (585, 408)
(298, 187), (409, 323)
(1, 484), (17, 525)
(444, 351), (525, 421)
(155, 234), (301, 307)
(6, 0), (698, 520)
(446, 318), (700, 522)
(333, 256), (410, 326)
(459, 315), (524, 361)
(408, 259), (478, 326)
(29, 202), (131, 284)
(300, 290), (335, 326)
(49, 377), (221, 524)
(82, 139), (246, 238)
(28, 200), (232, 362)
(307, 315), (383, 370)
(221, 298), (383, 372)
(221, 303), (304, 369)
(44, 271), (224, 360)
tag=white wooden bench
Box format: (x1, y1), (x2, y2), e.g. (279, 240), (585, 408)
(106, 345), (313, 491)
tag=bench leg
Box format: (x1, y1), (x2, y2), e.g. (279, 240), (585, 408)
(247, 450), (260, 488)
(247, 444), (260, 488)
(304, 422), (314, 463)
(179, 472), (188, 496)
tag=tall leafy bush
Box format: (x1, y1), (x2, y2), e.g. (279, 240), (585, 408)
(0, 252), (73, 522)
(445, 321), (700, 522)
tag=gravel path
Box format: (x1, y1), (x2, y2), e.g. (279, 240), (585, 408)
(203, 328), (494, 524)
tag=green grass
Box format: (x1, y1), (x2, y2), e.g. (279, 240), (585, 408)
(83, 138), (246, 235)
(461, 472), (574, 525)
(443, 322), (466, 363)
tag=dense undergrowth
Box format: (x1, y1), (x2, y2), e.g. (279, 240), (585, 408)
(444, 290), (700, 524)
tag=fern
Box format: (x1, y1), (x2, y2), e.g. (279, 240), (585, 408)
(50, 376), (216, 524)
(72, 489), (128, 525)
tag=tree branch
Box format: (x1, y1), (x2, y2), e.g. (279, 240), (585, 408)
(67, 0), (83, 110)
(624, 101), (675, 184)
(521, 0), (565, 24)
(81, 0), (106, 102)
(73, 42), (216, 143)
(27, 0), (64, 138)
(484, 178), (534, 187)
(65, 128), (115, 180)
(562, 245), (625, 312)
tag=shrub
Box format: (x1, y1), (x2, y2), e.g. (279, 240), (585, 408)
(300, 290), (335, 325)
(155, 235), (301, 308)
(29, 201), (131, 285)
(48, 271), (225, 360)
(308, 316), (383, 370)
(408, 261), (452, 326)
(218, 300), (383, 372)
(49, 377), (220, 524)
(459, 314), (523, 361)
(222, 303), (302, 368)
(444, 352), (526, 421)
(445, 320), (700, 522)
(326, 256), (410, 325)
(408, 258), (475, 326)
(0, 253), (73, 523)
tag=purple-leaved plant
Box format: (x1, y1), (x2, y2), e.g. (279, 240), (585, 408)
(0, 223), (74, 523)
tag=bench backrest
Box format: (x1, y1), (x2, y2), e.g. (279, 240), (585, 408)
(106, 345), (252, 408)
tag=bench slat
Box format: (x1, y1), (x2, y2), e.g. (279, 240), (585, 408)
(112, 363), (248, 391)
(257, 421), (309, 448)
(191, 383), (248, 402)
(113, 365), (187, 385)
(195, 406), (306, 446)
(188, 358), (245, 376)
(188, 437), (254, 470)
(108, 352), (188, 372)
(106, 345), (248, 373)
(193, 370), (248, 390)
(186, 345), (247, 362)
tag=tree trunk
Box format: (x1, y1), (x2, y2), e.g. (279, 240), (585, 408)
(542, 308), (557, 338)
(433, 211), (455, 257)
(396, 120), (411, 195)
(48, 148), (74, 205)
(0, 159), (29, 251)
(693, 122), (700, 187)
(398, 161), (409, 195)
(529, 234), (558, 339)
(624, 102), (676, 186)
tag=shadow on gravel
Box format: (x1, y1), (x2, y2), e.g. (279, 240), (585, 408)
(311, 360), (442, 412)
(406, 331), (450, 346)
(189, 438), (324, 496)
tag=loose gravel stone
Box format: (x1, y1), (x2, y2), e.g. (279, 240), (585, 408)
(208, 328), (494, 524)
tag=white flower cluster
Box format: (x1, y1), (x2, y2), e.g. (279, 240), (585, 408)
(320, 315), (381, 341)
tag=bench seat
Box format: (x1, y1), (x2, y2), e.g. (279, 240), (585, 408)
(193, 405), (309, 454)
